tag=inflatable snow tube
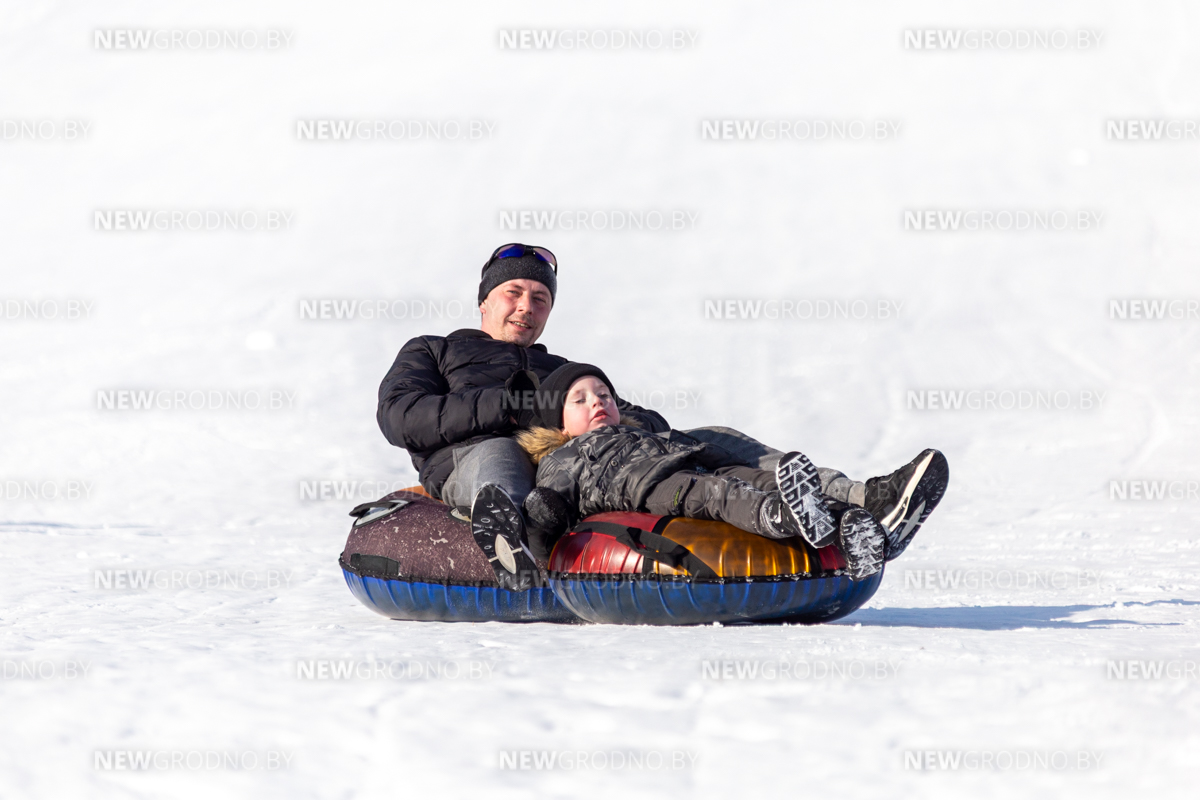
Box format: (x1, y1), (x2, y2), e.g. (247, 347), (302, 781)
(547, 511), (882, 625)
(339, 488), (577, 623)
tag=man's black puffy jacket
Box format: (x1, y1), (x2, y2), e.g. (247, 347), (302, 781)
(377, 329), (669, 497)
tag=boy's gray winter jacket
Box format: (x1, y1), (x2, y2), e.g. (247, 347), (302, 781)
(516, 422), (741, 521)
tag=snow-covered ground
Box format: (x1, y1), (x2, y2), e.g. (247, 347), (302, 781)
(3, 1), (1199, 797)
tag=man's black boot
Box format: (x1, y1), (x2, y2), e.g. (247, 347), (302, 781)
(470, 484), (541, 590)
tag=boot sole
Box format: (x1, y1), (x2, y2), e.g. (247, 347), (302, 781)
(839, 507), (886, 581)
(776, 452), (837, 548)
(883, 450), (949, 561)
(470, 485), (540, 591)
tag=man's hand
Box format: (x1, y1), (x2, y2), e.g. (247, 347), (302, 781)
(504, 369), (540, 428)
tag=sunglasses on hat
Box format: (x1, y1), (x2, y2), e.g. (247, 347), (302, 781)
(483, 243), (557, 274)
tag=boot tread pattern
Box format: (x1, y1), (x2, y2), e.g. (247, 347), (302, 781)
(470, 485), (538, 590)
(776, 452), (837, 548)
(839, 507), (885, 580)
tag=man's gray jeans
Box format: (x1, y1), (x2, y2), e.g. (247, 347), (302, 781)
(439, 437), (536, 512)
(438, 426), (862, 512)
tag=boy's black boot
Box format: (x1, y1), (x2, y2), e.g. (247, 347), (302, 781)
(775, 451), (837, 548)
(832, 503), (886, 581)
(862, 449), (949, 561)
(470, 484), (541, 591)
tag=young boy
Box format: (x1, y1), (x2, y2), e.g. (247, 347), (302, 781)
(471, 363), (948, 590)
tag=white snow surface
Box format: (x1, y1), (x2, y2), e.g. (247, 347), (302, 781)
(3, 1), (1200, 798)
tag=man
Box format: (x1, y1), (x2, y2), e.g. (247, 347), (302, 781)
(377, 244), (668, 514)
(377, 243), (948, 588)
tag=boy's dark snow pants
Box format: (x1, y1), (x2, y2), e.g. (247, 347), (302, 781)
(643, 465), (778, 537)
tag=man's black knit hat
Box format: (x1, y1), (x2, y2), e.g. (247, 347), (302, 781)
(478, 246), (558, 306)
(533, 362), (617, 430)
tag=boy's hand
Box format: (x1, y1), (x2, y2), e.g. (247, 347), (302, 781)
(523, 487), (573, 559)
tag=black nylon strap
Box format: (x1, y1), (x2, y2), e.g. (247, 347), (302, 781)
(645, 516), (675, 575)
(348, 553), (401, 578)
(650, 515), (673, 535)
(574, 521), (718, 579)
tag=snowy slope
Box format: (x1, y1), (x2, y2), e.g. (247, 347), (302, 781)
(2, 1), (1199, 797)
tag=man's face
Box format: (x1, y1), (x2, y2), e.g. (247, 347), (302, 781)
(479, 278), (552, 346)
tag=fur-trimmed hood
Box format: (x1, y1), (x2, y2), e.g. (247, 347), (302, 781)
(516, 416), (643, 464)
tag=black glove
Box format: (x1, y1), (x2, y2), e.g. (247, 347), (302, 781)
(523, 487), (572, 560)
(504, 369), (540, 428)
